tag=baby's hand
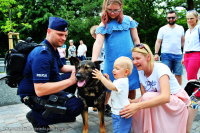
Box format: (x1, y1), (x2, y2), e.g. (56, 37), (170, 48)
(104, 73), (109, 80)
(92, 69), (104, 80)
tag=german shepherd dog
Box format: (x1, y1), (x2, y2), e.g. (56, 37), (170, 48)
(71, 57), (106, 133)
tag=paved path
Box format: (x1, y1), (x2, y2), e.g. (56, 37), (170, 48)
(0, 67), (200, 133)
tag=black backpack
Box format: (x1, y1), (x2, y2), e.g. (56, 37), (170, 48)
(0, 37), (54, 88)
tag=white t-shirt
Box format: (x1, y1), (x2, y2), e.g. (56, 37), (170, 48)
(183, 25), (200, 53)
(77, 44), (87, 57)
(157, 24), (184, 54)
(138, 63), (181, 94)
(111, 78), (130, 115)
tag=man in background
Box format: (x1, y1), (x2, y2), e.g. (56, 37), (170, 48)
(154, 10), (185, 85)
(77, 40), (87, 61)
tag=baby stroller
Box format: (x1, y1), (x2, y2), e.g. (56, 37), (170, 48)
(184, 79), (200, 133)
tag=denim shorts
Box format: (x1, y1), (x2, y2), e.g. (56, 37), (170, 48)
(77, 56), (86, 61)
(161, 53), (183, 75)
(112, 114), (132, 133)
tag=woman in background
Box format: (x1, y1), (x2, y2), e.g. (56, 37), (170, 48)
(181, 10), (200, 98)
(68, 40), (76, 65)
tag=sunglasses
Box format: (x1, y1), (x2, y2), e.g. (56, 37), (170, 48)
(106, 9), (121, 14)
(135, 44), (149, 53)
(167, 17), (176, 20)
(187, 10), (199, 16)
(187, 10), (198, 13)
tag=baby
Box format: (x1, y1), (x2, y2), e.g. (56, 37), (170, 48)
(92, 56), (133, 133)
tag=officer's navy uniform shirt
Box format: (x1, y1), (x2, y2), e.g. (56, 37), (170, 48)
(18, 39), (64, 99)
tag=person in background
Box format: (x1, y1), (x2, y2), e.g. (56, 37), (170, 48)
(120, 43), (190, 133)
(182, 10), (200, 98)
(62, 43), (67, 59)
(92, 56), (133, 133)
(62, 43), (67, 54)
(154, 10), (185, 85)
(91, 0), (140, 101)
(58, 46), (66, 64)
(90, 25), (111, 116)
(68, 40), (76, 65)
(77, 40), (87, 61)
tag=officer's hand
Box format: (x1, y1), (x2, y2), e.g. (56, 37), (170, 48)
(154, 54), (159, 61)
(70, 70), (77, 84)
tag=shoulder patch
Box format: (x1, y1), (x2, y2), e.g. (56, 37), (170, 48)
(41, 46), (48, 52)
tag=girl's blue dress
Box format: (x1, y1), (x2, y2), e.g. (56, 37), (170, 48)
(95, 15), (140, 90)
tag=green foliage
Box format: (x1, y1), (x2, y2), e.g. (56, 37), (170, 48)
(0, 0), (30, 33)
(0, 0), (199, 58)
(56, 0), (103, 56)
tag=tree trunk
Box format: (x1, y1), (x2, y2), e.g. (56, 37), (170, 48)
(187, 0), (194, 10)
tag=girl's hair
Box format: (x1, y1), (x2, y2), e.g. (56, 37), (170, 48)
(101, 0), (124, 27)
(131, 44), (154, 67)
(114, 56), (133, 76)
(90, 25), (99, 35)
(186, 10), (200, 26)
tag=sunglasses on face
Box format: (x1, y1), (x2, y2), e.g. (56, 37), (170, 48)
(106, 9), (121, 14)
(167, 17), (176, 20)
(135, 44), (149, 53)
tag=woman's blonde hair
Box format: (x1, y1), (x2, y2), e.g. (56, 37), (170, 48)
(131, 43), (154, 67)
(114, 56), (133, 76)
(90, 25), (99, 35)
(186, 10), (200, 26)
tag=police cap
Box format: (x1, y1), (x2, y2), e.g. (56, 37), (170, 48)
(48, 17), (68, 31)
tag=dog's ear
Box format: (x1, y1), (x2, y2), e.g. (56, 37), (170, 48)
(94, 61), (103, 70)
(70, 57), (80, 66)
(94, 61), (103, 65)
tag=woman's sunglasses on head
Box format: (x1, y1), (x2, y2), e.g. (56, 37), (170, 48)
(186, 10), (199, 19)
(187, 10), (198, 14)
(135, 44), (149, 53)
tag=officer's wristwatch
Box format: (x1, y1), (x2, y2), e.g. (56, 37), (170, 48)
(155, 53), (158, 55)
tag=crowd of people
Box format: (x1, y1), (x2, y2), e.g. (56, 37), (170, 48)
(17, 0), (200, 132)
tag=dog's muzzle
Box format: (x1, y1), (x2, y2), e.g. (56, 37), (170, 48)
(76, 73), (82, 80)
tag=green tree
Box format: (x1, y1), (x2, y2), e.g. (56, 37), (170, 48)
(0, 0), (31, 33)
(0, 0), (199, 58)
(16, 0), (66, 42)
(123, 0), (167, 52)
(57, 0), (103, 56)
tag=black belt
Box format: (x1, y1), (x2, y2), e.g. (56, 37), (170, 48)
(185, 51), (200, 54)
(23, 92), (75, 118)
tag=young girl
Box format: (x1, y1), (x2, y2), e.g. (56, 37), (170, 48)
(91, 0), (140, 99)
(92, 56), (133, 133)
(120, 44), (190, 133)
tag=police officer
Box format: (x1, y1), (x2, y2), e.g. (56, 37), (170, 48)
(18, 17), (84, 133)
